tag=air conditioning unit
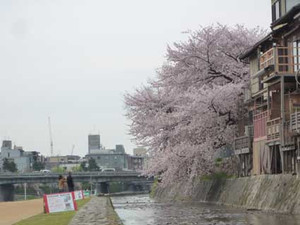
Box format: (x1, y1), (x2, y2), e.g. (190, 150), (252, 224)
(245, 125), (253, 137)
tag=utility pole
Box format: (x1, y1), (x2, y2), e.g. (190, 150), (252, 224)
(24, 183), (27, 200)
(90, 176), (93, 195)
(48, 117), (54, 156)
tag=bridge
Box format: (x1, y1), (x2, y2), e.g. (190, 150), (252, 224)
(0, 171), (150, 184)
(0, 171), (153, 201)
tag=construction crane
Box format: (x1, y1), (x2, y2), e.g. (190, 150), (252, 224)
(71, 144), (75, 155)
(48, 117), (54, 156)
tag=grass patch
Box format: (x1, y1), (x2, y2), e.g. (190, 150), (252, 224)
(106, 197), (123, 224)
(14, 198), (91, 225)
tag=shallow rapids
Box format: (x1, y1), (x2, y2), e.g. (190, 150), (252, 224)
(111, 195), (300, 225)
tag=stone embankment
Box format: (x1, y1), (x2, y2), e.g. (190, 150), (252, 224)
(154, 174), (300, 214)
(69, 196), (122, 225)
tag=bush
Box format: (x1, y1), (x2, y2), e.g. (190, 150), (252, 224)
(149, 178), (159, 198)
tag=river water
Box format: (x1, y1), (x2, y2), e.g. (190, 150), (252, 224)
(111, 195), (300, 225)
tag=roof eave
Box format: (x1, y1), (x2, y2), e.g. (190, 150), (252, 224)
(239, 34), (272, 60)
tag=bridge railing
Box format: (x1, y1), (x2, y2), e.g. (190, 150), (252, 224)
(0, 171), (143, 176)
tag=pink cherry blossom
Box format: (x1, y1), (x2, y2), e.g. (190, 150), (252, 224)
(125, 24), (266, 188)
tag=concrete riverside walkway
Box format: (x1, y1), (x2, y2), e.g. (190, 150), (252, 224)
(0, 198), (43, 225)
(69, 197), (122, 225)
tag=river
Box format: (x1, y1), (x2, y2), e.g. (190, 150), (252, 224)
(111, 195), (300, 225)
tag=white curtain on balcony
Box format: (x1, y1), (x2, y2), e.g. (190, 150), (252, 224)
(260, 144), (272, 174)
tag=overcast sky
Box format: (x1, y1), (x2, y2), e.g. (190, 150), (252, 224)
(0, 0), (271, 156)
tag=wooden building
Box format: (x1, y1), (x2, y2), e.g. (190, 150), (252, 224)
(235, 0), (300, 176)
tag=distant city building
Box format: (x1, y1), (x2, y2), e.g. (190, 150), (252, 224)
(0, 140), (43, 172)
(116, 145), (125, 154)
(86, 153), (128, 171)
(133, 147), (148, 157)
(86, 145), (128, 170)
(88, 134), (101, 154)
(45, 155), (81, 170)
(59, 162), (81, 171)
(2, 140), (12, 149)
(133, 147), (149, 170)
(128, 155), (144, 171)
(45, 155), (80, 163)
(85, 133), (149, 171)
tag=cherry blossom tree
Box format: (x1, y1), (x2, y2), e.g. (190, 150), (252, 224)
(125, 24), (265, 188)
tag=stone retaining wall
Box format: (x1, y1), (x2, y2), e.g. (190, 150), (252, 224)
(154, 174), (300, 214)
(69, 197), (122, 225)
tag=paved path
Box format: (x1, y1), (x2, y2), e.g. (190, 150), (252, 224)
(0, 199), (43, 225)
(69, 197), (122, 225)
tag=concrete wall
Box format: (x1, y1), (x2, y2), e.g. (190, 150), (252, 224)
(1, 149), (22, 158)
(0, 184), (15, 201)
(154, 175), (300, 214)
(14, 157), (31, 172)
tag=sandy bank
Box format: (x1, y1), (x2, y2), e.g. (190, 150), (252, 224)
(0, 199), (43, 225)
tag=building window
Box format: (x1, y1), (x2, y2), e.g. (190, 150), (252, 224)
(293, 40), (300, 72)
(272, 1), (281, 21)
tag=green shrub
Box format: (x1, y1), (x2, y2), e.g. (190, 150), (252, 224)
(149, 178), (159, 198)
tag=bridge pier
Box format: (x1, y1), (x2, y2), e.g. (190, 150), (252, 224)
(128, 183), (137, 192)
(96, 182), (109, 194)
(0, 184), (15, 201)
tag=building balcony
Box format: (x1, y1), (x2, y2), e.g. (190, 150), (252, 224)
(254, 111), (268, 140)
(291, 110), (300, 132)
(259, 46), (298, 82)
(266, 117), (281, 142)
(234, 125), (253, 155)
(266, 118), (294, 147)
(234, 136), (252, 155)
(260, 48), (275, 70)
(291, 111), (300, 133)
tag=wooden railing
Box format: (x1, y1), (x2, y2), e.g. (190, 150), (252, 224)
(266, 117), (281, 142)
(291, 111), (300, 133)
(234, 136), (251, 155)
(234, 125), (253, 155)
(260, 48), (274, 69)
(260, 46), (299, 75)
